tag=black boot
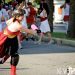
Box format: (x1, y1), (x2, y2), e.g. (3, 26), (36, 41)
(31, 37), (35, 41)
(25, 38), (29, 41)
(0, 60), (3, 64)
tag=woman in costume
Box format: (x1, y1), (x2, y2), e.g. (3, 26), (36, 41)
(60, 0), (70, 34)
(0, 9), (36, 75)
(37, 7), (51, 44)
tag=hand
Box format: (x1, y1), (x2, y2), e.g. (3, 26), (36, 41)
(32, 30), (37, 35)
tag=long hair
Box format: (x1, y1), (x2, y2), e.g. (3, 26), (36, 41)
(12, 9), (25, 22)
(40, 2), (49, 15)
(65, 0), (70, 3)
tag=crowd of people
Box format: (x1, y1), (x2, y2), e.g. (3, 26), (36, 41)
(0, 0), (52, 43)
(0, 0), (70, 75)
(0, 0), (52, 75)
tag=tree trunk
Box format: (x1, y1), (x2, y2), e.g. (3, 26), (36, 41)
(46, 0), (54, 33)
(68, 0), (75, 38)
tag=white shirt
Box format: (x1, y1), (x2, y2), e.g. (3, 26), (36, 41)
(64, 3), (70, 16)
(40, 9), (47, 18)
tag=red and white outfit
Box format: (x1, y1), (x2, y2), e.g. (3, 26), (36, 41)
(64, 3), (70, 33)
(0, 20), (21, 75)
(64, 3), (70, 21)
(26, 6), (36, 28)
(40, 9), (50, 33)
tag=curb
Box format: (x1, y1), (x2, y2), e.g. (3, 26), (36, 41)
(52, 37), (75, 47)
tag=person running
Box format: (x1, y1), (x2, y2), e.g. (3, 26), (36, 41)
(0, 9), (36, 75)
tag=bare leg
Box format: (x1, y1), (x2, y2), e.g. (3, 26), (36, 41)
(36, 33), (44, 44)
(65, 21), (68, 34)
(45, 32), (54, 44)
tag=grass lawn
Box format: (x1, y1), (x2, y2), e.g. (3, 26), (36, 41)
(52, 32), (75, 40)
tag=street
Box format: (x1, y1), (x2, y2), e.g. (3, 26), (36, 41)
(0, 40), (75, 75)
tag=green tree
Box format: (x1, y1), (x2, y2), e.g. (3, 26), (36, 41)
(68, 0), (75, 38)
(34, 0), (40, 4)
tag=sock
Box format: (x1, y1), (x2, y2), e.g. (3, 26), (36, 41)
(10, 65), (16, 75)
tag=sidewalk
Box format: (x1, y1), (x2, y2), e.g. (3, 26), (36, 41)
(53, 23), (75, 47)
(0, 40), (75, 75)
(52, 37), (75, 47)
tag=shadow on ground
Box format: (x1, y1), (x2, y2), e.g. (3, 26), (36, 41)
(0, 67), (29, 71)
(19, 41), (75, 55)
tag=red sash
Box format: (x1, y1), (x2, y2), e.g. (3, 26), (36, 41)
(0, 32), (7, 46)
(26, 7), (36, 24)
(0, 28), (20, 58)
(41, 17), (47, 22)
(0, 32), (7, 57)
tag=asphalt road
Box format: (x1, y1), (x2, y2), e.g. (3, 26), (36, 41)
(0, 40), (75, 75)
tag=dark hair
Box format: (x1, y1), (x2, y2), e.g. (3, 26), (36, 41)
(12, 9), (25, 22)
(41, 0), (45, 1)
(27, 2), (32, 6)
(65, 0), (70, 3)
(0, 5), (1, 10)
(38, 8), (43, 14)
(40, 2), (49, 15)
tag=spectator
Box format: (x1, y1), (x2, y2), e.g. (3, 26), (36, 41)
(26, 2), (37, 29)
(40, 0), (49, 16)
(37, 7), (51, 44)
(60, 0), (70, 34)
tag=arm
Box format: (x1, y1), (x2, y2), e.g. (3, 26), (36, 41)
(60, 4), (66, 8)
(21, 27), (36, 35)
(18, 23), (37, 35)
